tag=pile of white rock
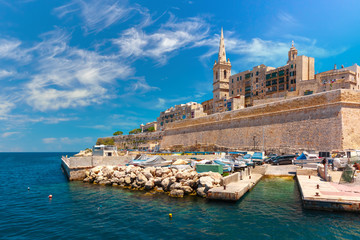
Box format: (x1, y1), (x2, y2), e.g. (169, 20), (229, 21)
(83, 165), (222, 198)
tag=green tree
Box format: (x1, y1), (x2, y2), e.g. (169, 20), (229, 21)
(96, 138), (115, 145)
(146, 126), (155, 132)
(113, 131), (123, 136)
(129, 128), (141, 135)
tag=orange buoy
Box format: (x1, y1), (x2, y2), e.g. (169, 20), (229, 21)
(48, 195), (53, 199)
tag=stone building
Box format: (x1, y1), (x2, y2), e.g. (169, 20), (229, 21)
(140, 121), (157, 132)
(228, 41), (315, 107)
(157, 102), (206, 131)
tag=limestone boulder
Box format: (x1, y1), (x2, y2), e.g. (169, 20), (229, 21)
(169, 189), (184, 198)
(154, 177), (163, 186)
(136, 173), (147, 183)
(199, 176), (213, 189)
(130, 172), (136, 180)
(155, 169), (163, 177)
(101, 167), (113, 178)
(154, 186), (164, 192)
(143, 171), (153, 180)
(208, 172), (222, 181)
(145, 179), (155, 190)
(181, 186), (194, 195)
(161, 178), (170, 191)
(114, 171), (125, 179)
(175, 172), (185, 180)
(169, 182), (182, 190)
(196, 187), (207, 197)
(148, 167), (156, 176)
(124, 176), (132, 185)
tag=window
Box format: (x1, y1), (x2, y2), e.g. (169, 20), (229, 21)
(291, 64), (293, 69)
(224, 70), (227, 78)
(279, 70), (284, 76)
(237, 77), (239, 81)
(279, 84), (284, 91)
(272, 80), (277, 85)
(240, 76), (242, 80)
(256, 71), (259, 76)
(216, 71), (218, 79)
(272, 86), (277, 91)
(245, 73), (251, 79)
(279, 77), (284, 84)
(266, 74), (271, 80)
(256, 78), (258, 83)
(232, 79), (234, 83)
(231, 91), (233, 94)
(266, 81), (271, 87)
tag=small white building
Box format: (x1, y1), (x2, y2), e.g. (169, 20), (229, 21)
(92, 145), (118, 157)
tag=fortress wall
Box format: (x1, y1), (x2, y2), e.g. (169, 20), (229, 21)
(161, 90), (360, 153)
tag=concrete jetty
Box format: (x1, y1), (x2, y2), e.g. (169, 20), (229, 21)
(207, 172), (262, 201)
(297, 171), (360, 212)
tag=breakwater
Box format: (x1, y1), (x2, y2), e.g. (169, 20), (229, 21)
(83, 165), (222, 198)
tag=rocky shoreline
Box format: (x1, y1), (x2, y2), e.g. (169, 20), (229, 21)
(83, 165), (222, 198)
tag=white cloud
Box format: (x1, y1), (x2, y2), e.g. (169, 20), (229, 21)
(113, 15), (210, 64)
(42, 137), (57, 144)
(155, 96), (191, 110)
(0, 38), (30, 62)
(23, 29), (134, 111)
(54, 0), (142, 33)
(43, 136), (93, 144)
(277, 12), (297, 26)
(0, 69), (15, 78)
(1, 131), (20, 138)
(197, 31), (347, 70)
(0, 99), (15, 117)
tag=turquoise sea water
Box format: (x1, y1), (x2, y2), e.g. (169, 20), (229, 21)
(1, 152), (360, 240)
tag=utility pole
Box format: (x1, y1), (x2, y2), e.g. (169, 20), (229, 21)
(253, 136), (256, 151)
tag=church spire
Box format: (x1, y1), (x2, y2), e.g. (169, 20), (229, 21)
(218, 27), (227, 64)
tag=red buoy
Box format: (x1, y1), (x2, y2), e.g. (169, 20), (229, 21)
(49, 195), (53, 198)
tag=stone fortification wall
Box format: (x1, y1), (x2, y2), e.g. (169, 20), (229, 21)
(99, 131), (163, 149)
(161, 90), (360, 153)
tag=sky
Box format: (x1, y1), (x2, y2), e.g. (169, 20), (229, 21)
(0, 0), (359, 152)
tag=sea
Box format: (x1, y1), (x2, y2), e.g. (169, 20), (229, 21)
(1, 152), (360, 240)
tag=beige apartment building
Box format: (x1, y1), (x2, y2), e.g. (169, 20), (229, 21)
(228, 42), (315, 107)
(157, 102), (206, 130)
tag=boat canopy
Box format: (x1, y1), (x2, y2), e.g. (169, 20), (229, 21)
(297, 152), (307, 160)
(252, 152), (263, 160)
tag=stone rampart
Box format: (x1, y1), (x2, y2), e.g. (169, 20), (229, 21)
(161, 90), (360, 153)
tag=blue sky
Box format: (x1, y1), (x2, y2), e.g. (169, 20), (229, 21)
(0, 0), (359, 152)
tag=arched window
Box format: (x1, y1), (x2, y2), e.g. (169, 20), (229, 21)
(216, 71), (218, 79)
(224, 70), (227, 78)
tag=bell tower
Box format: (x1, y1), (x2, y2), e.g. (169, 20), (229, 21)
(287, 40), (298, 63)
(213, 28), (231, 112)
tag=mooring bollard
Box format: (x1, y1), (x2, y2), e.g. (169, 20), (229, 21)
(309, 175), (311, 179)
(316, 184), (319, 189)
(223, 185), (226, 190)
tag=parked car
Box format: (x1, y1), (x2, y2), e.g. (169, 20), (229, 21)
(265, 156), (278, 164)
(272, 155), (297, 165)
